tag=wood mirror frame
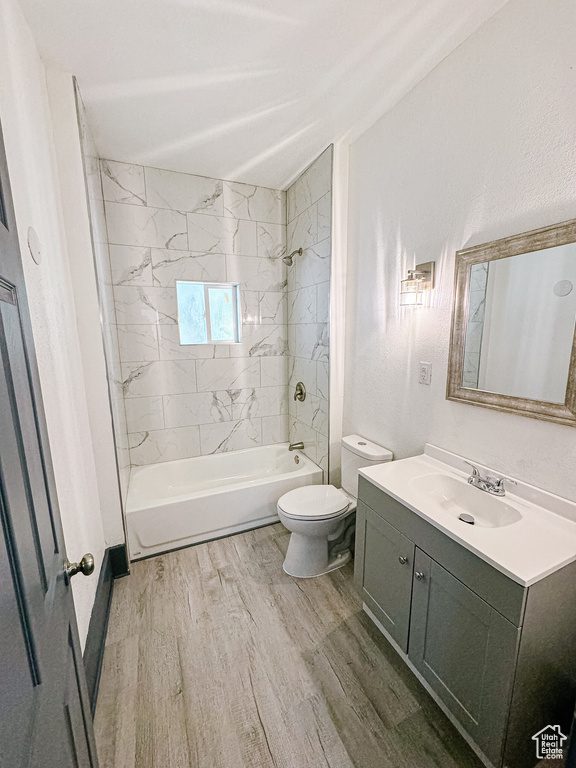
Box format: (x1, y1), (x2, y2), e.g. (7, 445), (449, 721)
(446, 218), (576, 427)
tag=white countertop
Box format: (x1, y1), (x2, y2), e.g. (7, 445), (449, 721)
(359, 444), (576, 587)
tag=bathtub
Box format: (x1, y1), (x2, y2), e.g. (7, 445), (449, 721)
(126, 443), (323, 560)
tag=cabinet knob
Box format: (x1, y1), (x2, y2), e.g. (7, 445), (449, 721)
(398, 556), (408, 565)
(415, 571), (425, 581)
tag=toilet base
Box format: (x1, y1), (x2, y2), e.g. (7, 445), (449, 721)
(283, 549), (351, 578)
(282, 530), (352, 578)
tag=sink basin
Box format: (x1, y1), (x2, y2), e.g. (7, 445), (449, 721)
(359, 445), (576, 586)
(412, 474), (523, 528)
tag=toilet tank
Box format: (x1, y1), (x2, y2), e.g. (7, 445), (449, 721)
(341, 435), (393, 498)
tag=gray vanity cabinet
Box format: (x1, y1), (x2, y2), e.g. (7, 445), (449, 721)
(409, 548), (520, 766)
(355, 502), (414, 651)
(355, 476), (576, 768)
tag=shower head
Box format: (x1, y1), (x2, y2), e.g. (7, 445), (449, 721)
(283, 247), (302, 266)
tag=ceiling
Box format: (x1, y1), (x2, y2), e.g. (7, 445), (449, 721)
(19, 0), (507, 189)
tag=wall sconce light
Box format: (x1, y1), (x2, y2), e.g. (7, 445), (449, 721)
(400, 261), (435, 306)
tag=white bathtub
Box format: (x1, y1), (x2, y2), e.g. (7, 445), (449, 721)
(126, 443), (323, 560)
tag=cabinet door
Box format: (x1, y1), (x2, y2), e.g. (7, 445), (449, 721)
(355, 501), (414, 651)
(409, 549), (520, 766)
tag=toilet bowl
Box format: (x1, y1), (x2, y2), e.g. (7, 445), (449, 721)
(277, 435), (392, 578)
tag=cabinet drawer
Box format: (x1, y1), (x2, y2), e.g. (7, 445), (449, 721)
(358, 477), (527, 626)
(409, 549), (520, 766)
(355, 502), (414, 652)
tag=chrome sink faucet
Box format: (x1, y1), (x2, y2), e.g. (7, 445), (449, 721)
(464, 461), (515, 496)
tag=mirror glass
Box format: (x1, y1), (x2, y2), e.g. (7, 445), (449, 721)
(462, 243), (576, 403)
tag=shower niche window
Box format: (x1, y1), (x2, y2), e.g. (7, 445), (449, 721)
(176, 281), (241, 345)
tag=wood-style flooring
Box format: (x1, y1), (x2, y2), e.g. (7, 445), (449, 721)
(95, 523), (488, 768)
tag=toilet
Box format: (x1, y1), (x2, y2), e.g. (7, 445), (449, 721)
(277, 435), (393, 578)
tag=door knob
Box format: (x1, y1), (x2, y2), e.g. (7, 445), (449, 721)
(415, 571), (425, 581)
(65, 553), (95, 581)
(398, 556), (408, 565)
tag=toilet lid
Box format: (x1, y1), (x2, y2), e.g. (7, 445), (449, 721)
(278, 485), (351, 519)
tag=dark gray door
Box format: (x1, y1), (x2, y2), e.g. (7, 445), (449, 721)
(409, 548), (520, 767)
(354, 501), (414, 651)
(0, 124), (99, 766)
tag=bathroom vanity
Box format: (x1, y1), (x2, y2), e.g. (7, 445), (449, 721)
(355, 445), (576, 768)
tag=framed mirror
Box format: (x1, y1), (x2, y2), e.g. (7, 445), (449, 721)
(447, 218), (576, 426)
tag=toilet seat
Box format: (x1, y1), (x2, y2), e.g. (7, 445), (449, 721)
(278, 485), (354, 520)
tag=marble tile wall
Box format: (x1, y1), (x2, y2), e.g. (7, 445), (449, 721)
(101, 160), (288, 465)
(77, 105), (131, 506)
(462, 262), (489, 389)
(286, 147), (332, 476)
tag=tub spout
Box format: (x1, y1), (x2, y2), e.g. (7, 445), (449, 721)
(289, 442), (304, 451)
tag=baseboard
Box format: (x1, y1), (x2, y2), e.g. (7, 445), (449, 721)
(109, 543), (129, 578)
(84, 544), (129, 714)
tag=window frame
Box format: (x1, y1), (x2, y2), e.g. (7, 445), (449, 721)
(176, 279), (242, 345)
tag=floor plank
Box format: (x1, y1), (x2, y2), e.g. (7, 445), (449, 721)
(95, 523), (485, 768)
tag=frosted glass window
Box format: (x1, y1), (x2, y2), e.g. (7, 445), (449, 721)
(176, 281), (241, 345)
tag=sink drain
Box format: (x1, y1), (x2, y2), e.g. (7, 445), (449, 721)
(459, 513), (475, 525)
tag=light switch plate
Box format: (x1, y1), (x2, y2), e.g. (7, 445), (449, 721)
(419, 362), (432, 385)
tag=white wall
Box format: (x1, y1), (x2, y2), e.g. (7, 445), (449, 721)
(286, 147), (332, 476)
(0, 0), (107, 646)
(328, 142), (349, 487)
(47, 71), (126, 546)
(76, 88), (132, 517)
(344, 0), (576, 501)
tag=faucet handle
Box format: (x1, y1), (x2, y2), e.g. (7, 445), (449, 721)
(293, 381), (306, 402)
(464, 460), (481, 478)
(494, 476), (516, 491)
